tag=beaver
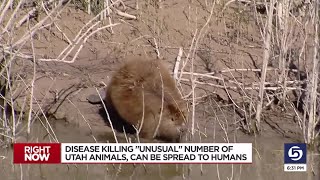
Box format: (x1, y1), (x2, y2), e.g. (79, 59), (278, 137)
(104, 57), (188, 142)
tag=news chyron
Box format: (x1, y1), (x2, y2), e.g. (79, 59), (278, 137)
(284, 143), (307, 172)
(13, 143), (252, 164)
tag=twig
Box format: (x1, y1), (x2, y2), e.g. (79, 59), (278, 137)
(111, 7), (137, 20)
(41, 1), (72, 45)
(38, 23), (120, 63)
(153, 69), (164, 138)
(174, 47), (183, 81)
(307, 1), (319, 144)
(15, 9), (37, 28)
(3, 0), (25, 31)
(179, 78), (307, 91)
(0, 0), (14, 26)
(12, 1), (64, 48)
(256, 0), (275, 131)
(96, 88), (118, 143)
(105, 0), (114, 34)
(153, 37), (160, 58)
(27, 21), (36, 135)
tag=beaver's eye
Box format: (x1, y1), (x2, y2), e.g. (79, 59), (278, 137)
(171, 118), (174, 121)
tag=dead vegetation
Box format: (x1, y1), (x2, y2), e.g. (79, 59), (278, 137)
(0, 0), (319, 150)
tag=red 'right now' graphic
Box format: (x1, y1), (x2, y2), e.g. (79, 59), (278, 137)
(13, 143), (61, 164)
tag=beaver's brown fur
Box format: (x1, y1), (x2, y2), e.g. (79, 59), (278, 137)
(106, 57), (187, 142)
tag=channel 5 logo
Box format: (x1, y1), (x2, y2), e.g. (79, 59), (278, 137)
(284, 143), (307, 164)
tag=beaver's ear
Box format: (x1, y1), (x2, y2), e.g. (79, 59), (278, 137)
(167, 104), (181, 119)
(167, 104), (176, 114)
